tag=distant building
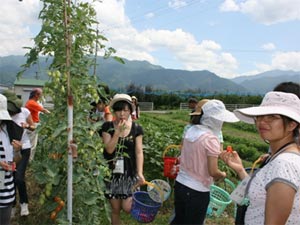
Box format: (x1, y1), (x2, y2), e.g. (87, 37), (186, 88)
(0, 84), (10, 93)
(14, 78), (45, 102)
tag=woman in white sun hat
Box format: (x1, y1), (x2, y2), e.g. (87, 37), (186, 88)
(221, 91), (300, 225)
(171, 99), (239, 225)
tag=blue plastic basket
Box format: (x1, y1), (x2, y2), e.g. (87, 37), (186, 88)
(131, 191), (162, 223)
(206, 185), (232, 217)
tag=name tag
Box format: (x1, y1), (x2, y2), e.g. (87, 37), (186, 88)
(113, 157), (124, 174)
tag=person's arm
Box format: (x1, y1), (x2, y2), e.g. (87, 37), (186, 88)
(137, 106), (140, 118)
(207, 156), (226, 181)
(102, 131), (119, 154)
(135, 135), (145, 184)
(265, 182), (296, 224)
(42, 108), (50, 114)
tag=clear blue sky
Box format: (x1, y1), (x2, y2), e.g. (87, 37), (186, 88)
(1, 0), (300, 79)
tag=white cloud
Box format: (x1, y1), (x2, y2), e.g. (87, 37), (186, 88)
(94, 0), (129, 28)
(248, 51), (300, 75)
(219, 0), (240, 12)
(0, 0), (41, 56)
(103, 20), (239, 78)
(220, 0), (300, 25)
(261, 43), (276, 51)
(178, 48), (238, 78)
(92, 1), (239, 78)
(271, 51), (300, 70)
(168, 0), (187, 9)
(145, 12), (155, 19)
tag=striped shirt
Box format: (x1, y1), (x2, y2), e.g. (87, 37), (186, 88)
(0, 138), (15, 208)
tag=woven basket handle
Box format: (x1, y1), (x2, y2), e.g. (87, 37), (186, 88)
(162, 144), (181, 158)
(132, 181), (164, 203)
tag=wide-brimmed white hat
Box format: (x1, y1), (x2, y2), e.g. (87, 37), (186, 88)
(110, 94), (132, 108)
(0, 94), (12, 120)
(234, 91), (300, 124)
(201, 99), (239, 122)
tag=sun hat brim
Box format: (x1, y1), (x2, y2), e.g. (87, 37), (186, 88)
(189, 111), (201, 116)
(201, 99), (239, 123)
(0, 110), (12, 120)
(234, 106), (300, 124)
(109, 94), (132, 108)
(110, 97), (132, 107)
(211, 110), (240, 123)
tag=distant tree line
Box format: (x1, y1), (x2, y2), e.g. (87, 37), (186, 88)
(109, 82), (263, 110)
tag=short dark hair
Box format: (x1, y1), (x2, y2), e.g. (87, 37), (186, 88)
(112, 100), (133, 113)
(29, 88), (42, 99)
(273, 82), (300, 98)
(188, 98), (197, 104)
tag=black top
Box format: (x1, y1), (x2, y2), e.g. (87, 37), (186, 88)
(100, 121), (144, 176)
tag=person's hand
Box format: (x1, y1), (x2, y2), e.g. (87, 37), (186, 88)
(11, 139), (22, 151)
(220, 150), (243, 172)
(259, 153), (270, 163)
(115, 119), (127, 134)
(137, 173), (145, 185)
(0, 161), (16, 171)
(214, 171), (226, 182)
(170, 164), (180, 176)
(21, 122), (35, 131)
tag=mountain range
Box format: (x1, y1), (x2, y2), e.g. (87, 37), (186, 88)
(0, 55), (299, 95)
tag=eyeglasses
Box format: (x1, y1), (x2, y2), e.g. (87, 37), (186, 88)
(254, 115), (282, 123)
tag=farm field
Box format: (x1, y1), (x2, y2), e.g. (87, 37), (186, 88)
(11, 110), (267, 225)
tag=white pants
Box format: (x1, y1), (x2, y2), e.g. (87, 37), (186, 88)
(27, 123), (39, 161)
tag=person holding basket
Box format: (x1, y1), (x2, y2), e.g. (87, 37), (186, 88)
(171, 99), (239, 225)
(220, 91), (300, 225)
(100, 94), (145, 225)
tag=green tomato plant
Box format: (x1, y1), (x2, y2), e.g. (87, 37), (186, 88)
(18, 0), (122, 224)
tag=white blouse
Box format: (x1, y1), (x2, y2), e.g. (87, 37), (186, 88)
(246, 152), (300, 225)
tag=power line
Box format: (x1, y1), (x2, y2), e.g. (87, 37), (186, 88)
(100, 0), (207, 31)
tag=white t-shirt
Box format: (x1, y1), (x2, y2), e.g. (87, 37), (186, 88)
(11, 107), (32, 149)
(245, 152), (300, 225)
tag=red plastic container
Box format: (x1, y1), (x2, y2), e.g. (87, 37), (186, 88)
(162, 145), (181, 179)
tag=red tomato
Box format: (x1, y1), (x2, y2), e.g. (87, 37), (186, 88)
(55, 205), (63, 213)
(226, 146), (233, 153)
(54, 196), (61, 202)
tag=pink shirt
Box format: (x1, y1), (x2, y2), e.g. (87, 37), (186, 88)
(179, 132), (221, 188)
